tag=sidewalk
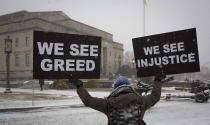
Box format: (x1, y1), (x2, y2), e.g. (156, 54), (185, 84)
(0, 87), (110, 110)
(0, 88), (80, 110)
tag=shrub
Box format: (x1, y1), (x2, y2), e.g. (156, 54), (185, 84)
(84, 80), (98, 88)
(53, 79), (70, 90)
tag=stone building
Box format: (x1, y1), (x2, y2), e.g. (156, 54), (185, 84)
(0, 11), (123, 80)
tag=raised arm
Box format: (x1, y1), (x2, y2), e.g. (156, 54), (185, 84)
(70, 78), (108, 114)
(142, 80), (162, 109)
(142, 67), (166, 110)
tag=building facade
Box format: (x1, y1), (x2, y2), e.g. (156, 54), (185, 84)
(0, 11), (123, 80)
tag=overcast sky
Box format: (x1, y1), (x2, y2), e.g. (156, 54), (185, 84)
(0, 0), (210, 67)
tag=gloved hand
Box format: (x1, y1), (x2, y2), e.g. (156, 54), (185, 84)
(154, 65), (166, 82)
(69, 75), (83, 88)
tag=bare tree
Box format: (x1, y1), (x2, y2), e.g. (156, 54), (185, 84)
(123, 51), (153, 83)
(123, 51), (134, 66)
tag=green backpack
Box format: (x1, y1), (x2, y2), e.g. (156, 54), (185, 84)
(107, 85), (146, 125)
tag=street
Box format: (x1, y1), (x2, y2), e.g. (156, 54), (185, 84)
(0, 90), (210, 125)
(0, 104), (107, 125)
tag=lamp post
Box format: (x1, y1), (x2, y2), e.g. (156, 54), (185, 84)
(4, 36), (12, 93)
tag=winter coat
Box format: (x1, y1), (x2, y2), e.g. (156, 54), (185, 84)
(76, 81), (162, 125)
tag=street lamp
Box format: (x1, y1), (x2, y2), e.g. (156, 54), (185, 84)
(4, 36), (12, 93)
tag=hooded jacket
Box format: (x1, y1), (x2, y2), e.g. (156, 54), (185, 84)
(76, 81), (162, 125)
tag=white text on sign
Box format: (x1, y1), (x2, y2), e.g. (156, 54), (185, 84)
(37, 42), (98, 71)
(137, 42), (196, 67)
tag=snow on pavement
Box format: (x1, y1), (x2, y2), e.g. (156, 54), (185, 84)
(0, 87), (210, 125)
(145, 100), (210, 125)
(0, 100), (210, 125)
(0, 87), (110, 109)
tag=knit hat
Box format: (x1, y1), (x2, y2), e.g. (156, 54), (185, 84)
(113, 76), (130, 89)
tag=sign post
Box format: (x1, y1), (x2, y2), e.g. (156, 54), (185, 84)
(132, 28), (200, 77)
(33, 31), (101, 79)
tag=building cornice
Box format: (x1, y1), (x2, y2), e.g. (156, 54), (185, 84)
(0, 17), (123, 46)
(0, 26), (43, 35)
(0, 11), (113, 39)
(0, 17), (115, 41)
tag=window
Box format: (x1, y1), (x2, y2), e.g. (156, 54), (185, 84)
(15, 54), (20, 67)
(15, 38), (19, 47)
(25, 36), (29, 47)
(25, 53), (30, 66)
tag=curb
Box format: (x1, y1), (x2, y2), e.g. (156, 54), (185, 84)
(0, 104), (85, 113)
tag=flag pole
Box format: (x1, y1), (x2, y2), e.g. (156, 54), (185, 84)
(142, 0), (146, 36)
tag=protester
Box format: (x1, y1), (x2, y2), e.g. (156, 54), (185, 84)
(39, 79), (44, 91)
(69, 68), (166, 125)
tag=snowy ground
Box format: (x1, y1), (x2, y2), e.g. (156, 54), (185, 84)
(0, 87), (210, 125)
(0, 88), (111, 109)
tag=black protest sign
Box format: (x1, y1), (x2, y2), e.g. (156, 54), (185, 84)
(33, 31), (101, 79)
(132, 28), (200, 77)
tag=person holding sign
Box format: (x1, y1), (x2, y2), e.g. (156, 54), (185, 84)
(69, 67), (166, 125)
